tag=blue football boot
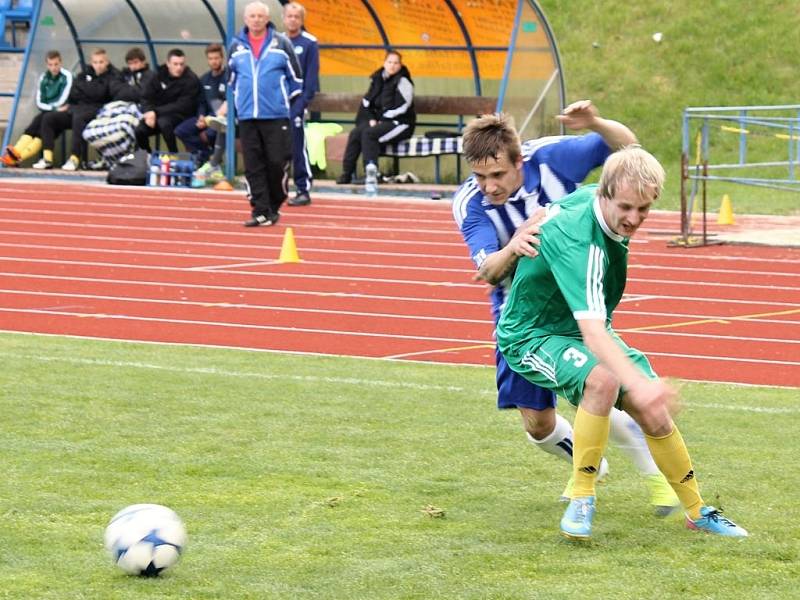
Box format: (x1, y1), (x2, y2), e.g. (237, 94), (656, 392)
(560, 496), (596, 540)
(686, 506), (748, 537)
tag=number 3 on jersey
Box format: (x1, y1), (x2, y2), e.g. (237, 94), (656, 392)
(562, 347), (588, 367)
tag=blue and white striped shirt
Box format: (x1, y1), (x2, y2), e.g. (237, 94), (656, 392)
(452, 133), (612, 323)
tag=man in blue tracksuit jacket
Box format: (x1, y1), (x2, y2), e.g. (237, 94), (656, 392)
(283, 2), (320, 207)
(229, 1), (303, 227)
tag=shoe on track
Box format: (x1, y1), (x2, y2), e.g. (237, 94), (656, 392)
(244, 213), (280, 228)
(560, 457), (609, 502)
(560, 496), (596, 540)
(32, 158), (53, 170)
(61, 157), (79, 171)
(687, 506), (748, 537)
(645, 473), (682, 517)
(288, 191), (311, 206)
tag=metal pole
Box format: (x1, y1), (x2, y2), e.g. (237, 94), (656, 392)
(224, 0), (236, 183)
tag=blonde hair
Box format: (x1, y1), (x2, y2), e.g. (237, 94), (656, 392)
(462, 113), (522, 165)
(598, 145), (665, 201)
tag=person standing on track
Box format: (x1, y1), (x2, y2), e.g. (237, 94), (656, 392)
(229, 1), (303, 228)
(496, 145), (748, 539)
(283, 1), (319, 207)
(453, 104), (680, 513)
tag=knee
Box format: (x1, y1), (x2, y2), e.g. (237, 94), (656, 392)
(581, 367), (619, 413)
(521, 408), (556, 439)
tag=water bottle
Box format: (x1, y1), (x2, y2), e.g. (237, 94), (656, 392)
(148, 155), (160, 186)
(365, 162), (378, 197)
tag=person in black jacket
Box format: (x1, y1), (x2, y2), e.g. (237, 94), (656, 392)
(174, 43), (227, 165)
(112, 46), (157, 105)
(336, 50), (415, 184)
(81, 47), (158, 169)
(135, 48), (201, 153)
(33, 48), (120, 171)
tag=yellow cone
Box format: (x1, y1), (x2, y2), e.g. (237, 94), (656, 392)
(717, 194), (735, 225)
(278, 227), (302, 263)
(213, 180), (234, 191)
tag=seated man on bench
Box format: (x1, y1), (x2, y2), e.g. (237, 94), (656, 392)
(336, 49), (415, 184)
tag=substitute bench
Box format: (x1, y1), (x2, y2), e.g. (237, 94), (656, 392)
(308, 93), (497, 183)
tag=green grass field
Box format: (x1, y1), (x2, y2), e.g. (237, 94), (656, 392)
(540, 0), (800, 216)
(1, 332), (798, 599)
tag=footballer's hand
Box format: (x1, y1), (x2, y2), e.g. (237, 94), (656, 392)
(556, 99), (600, 131)
(628, 379), (679, 435)
(508, 221), (541, 258)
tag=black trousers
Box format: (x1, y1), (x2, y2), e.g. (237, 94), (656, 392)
(135, 114), (183, 153)
(40, 106), (98, 159)
(240, 119), (292, 219)
(23, 111), (47, 137)
(341, 120), (412, 176)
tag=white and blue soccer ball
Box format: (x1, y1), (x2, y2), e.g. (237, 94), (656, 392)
(104, 504), (187, 576)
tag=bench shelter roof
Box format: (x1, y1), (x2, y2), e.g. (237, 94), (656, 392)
(7, 0), (565, 147)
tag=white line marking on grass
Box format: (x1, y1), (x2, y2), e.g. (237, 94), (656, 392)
(647, 350), (800, 366)
(686, 402), (800, 414)
(2, 349), (797, 409)
(0, 351), (491, 395)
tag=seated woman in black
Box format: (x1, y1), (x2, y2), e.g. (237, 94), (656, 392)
(336, 50), (415, 183)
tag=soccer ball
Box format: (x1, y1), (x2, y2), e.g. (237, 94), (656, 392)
(104, 504), (187, 576)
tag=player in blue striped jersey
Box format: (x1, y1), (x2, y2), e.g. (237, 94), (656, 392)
(452, 103), (679, 513)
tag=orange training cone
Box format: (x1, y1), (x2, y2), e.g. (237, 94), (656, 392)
(213, 180), (234, 191)
(717, 194), (735, 225)
(278, 227), (302, 263)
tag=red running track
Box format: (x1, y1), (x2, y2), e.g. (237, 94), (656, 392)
(1, 179), (798, 387)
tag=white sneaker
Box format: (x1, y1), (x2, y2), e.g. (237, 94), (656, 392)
(61, 158), (79, 171)
(32, 158), (53, 170)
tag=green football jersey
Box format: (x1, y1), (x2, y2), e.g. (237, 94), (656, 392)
(496, 184), (630, 356)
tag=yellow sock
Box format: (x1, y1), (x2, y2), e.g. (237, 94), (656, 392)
(13, 134), (33, 153)
(645, 426), (704, 519)
(68, 154), (79, 165)
(20, 137), (42, 161)
(572, 405), (610, 498)
(44, 149), (54, 162)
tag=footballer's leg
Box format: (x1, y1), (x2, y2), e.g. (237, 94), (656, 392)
(619, 345), (747, 537)
(609, 408), (680, 516)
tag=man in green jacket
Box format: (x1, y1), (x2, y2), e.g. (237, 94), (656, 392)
(1, 50), (73, 167)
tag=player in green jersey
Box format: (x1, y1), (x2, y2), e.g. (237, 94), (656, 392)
(497, 146), (747, 539)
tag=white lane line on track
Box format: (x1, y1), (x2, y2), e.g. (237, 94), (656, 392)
(1, 240), (796, 279)
(0, 218), (469, 248)
(0, 272), (488, 305)
(0, 256), (482, 287)
(2, 255), (799, 292)
(0, 221), (796, 264)
(0, 307), (484, 344)
(0, 196), (454, 226)
(2, 345), (798, 399)
(0, 289), (491, 324)
(0, 242), (475, 275)
(2, 271), (800, 309)
(2, 289), (799, 333)
(1, 306), (798, 361)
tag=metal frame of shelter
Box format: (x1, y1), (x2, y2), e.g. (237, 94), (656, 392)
(3, 0), (566, 182)
(676, 104), (800, 247)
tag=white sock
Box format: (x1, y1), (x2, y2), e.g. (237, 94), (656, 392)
(609, 408), (660, 475)
(526, 413), (573, 464)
